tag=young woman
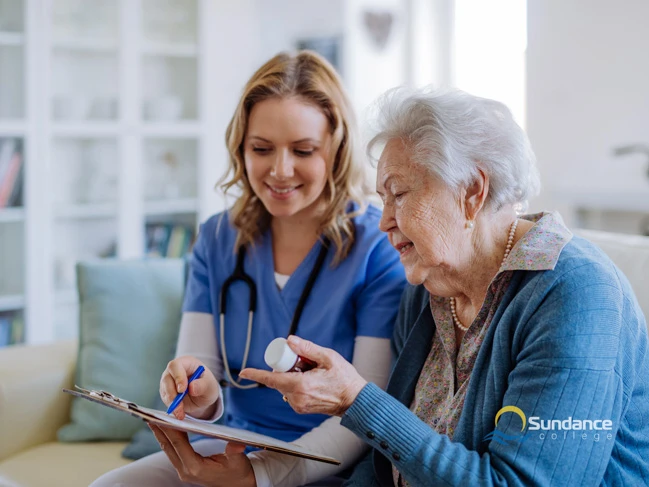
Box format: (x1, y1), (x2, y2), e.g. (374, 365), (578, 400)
(91, 51), (406, 487)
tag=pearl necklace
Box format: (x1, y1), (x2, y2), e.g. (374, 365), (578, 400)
(450, 218), (519, 332)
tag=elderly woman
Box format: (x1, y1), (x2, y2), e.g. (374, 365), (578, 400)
(240, 87), (649, 486)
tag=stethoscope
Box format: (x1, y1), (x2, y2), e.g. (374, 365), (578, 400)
(218, 238), (330, 389)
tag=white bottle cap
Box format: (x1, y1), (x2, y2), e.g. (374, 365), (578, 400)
(264, 337), (298, 372)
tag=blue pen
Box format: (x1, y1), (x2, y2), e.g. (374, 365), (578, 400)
(166, 365), (205, 415)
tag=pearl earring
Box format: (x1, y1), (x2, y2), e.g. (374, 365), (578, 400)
(465, 220), (474, 229)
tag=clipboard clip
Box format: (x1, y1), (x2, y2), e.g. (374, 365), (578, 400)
(74, 385), (138, 409)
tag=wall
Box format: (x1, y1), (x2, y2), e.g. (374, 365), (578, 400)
(254, 0), (345, 62)
(343, 0), (408, 125)
(526, 0), (649, 223)
(209, 0), (409, 200)
(254, 0), (409, 126)
(343, 0), (409, 192)
(407, 0), (453, 89)
(201, 0), (262, 216)
(204, 0), (347, 212)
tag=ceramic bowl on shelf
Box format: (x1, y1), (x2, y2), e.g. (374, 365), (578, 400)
(89, 96), (118, 120)
(52, 95), (91, 121)
(144, 95), (183, 121)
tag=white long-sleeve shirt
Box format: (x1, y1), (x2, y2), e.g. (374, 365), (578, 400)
(175, 311), (392, 487)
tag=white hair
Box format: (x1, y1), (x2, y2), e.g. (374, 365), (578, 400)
(367, 86), (541, 211)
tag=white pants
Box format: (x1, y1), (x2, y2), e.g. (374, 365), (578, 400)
(90, 439), (227, 487)
(90, 439), (344, 487)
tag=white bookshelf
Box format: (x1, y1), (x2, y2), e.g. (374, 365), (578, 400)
(0, 294), (25, 312)
(51, 123), (121, 137)
(145, 198), (198, 216)
(140, 122), (202, 138)
(54, 203), (118, 220)
(0, 32), (24, 46)
(0, 0), (226, 347)
(1, 0), (399, 347)
(0, 0), (27, 346)
(0, 208), (25, 222)
(0, 122), (27, 135)
(142, 41), (198, 58)
(52, 38), (119, 53)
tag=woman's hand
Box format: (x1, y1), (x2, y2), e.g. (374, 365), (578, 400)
(149, 424), (256, 487)
(160, 356), (220, 420)
(239, 336), (368, 416)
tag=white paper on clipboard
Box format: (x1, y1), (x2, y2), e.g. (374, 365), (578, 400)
(62, 386), (340, 465)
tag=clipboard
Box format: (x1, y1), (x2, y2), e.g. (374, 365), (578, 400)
(62, 386), (340, 465)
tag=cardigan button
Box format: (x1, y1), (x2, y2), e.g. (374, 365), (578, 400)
(392, 452), (401, 461)
(366, 431), (375, 439)
(380, 440), (389, 449)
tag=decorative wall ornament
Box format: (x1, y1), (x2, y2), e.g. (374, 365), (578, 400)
(363, 10), (394, 50)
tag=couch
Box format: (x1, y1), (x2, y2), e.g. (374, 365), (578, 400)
(1, 229), (648, 487)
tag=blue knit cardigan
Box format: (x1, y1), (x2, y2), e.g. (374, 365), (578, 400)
(341, 235), (649, 486)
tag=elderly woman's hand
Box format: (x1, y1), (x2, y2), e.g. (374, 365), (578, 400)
(239, 336), (368, 416)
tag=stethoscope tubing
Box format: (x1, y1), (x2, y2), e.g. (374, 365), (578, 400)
(219, 310), (258, 389)
(219, 238), (330, 389)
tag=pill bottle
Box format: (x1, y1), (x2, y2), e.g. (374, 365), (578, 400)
(264, 337), (317, 372)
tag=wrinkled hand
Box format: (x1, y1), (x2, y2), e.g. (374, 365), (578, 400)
(149, 424), (255, 487)
(160, 356), (220, 420)
(239, 336), (367, 417)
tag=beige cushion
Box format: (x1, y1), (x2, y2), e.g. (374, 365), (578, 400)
(575, 229), (649, 320)
(0, 341), (77, 462)
(0, 442), (131, 487)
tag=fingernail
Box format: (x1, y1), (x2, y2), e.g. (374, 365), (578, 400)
(287, 335), (300, 345)
(177, 384), (183, 393)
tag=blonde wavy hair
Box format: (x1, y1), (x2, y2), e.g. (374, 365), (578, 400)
(221, 51), (369, 264)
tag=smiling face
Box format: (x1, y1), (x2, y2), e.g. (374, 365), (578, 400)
(377, 138), (468, 293)
(243, 97), (333, 222)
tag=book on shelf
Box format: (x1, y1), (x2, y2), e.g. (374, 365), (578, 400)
(10, 313), (24, 344)
(0, 139), (15, 182)
(0, 138), (24, 208)
(145, 223), (194, 258)
(0, 317), (10, 347)
(0, 312), (24, 348)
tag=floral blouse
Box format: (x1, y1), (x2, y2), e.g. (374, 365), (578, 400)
(395, 212), (573, 487)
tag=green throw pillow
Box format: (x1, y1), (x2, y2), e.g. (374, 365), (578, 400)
(58, 258), (186, 442)
(121, 394), (168, 459)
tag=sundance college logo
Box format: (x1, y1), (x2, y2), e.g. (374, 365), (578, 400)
(483, 406), (614, 446)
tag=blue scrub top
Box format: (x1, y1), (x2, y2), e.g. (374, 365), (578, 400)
(183, 204), (406, 442)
